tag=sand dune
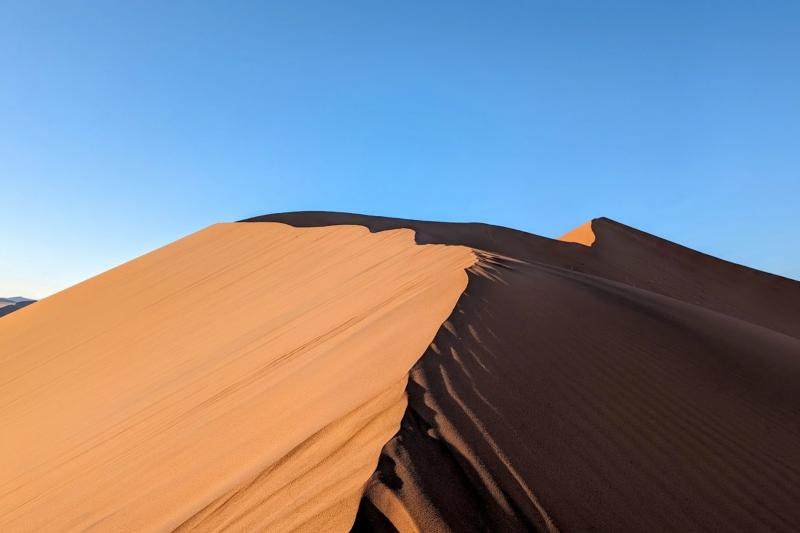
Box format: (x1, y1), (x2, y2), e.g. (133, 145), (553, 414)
(0, 223), (474, 531)
(249, 212), (800, 533)
(558, 220), (596, 246)
(3, 213), (799, 532)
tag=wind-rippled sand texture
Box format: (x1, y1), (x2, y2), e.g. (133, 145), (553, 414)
(0, 222), (475, 532)
(250, 212), (800, 533)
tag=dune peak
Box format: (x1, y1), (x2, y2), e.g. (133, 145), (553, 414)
(558, 219), (596, 246)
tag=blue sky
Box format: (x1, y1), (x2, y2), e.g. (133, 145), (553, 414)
(1, 1), (798, 298)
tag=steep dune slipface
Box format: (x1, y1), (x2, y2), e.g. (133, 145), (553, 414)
(247, 212), (800, 533)
(0, 223), (474, 532)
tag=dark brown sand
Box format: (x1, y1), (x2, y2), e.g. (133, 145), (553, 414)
(245, 212), (800, 533)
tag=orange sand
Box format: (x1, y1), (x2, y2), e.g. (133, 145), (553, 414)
(558, 220), (596, 246)
(0, 223), (474, 532)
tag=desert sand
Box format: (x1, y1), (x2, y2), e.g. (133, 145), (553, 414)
(3, 213), (799, 532)
(558, 220), (595, 246)
(249, 212), (800, 533)
(0, 222), (474, 531)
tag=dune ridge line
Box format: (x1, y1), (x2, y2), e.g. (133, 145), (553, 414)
(0, 222), (475, 532)
(243, 212), (800, 533)
(558, 220), (596, 246)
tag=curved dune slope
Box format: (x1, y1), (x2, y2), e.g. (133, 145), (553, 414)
(247, 212), (800, 533)
(0, 223), (474, 532)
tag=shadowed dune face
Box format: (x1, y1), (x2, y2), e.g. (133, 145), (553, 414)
(0, 223), (474, 532)
(246, 212), (800, 533)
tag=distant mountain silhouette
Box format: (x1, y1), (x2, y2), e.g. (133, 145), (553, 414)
(0, 297), (35, 317)
(6, 296), (33, 303)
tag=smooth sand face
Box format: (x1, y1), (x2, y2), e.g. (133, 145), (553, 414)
(558, 220), (596, 246)
(0, 223), (474, 532)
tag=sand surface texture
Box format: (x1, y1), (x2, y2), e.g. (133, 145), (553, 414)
(0, 222), (474, 532)
(249, 212), (800, 533)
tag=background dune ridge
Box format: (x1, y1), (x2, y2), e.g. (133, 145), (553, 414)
(558, 220), (595, 246)
(0, 222), (474, 532)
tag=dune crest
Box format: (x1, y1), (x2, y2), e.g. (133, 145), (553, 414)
(248, 212), (800, 533)
(0, 222), (474, 532)
(558, 220), (596, 246)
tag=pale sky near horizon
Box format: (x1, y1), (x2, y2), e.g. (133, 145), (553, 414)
(2, 1), (799, 298)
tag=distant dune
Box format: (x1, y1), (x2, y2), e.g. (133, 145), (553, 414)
(557, 219), (596, 246)
(2, 214), (799, 532)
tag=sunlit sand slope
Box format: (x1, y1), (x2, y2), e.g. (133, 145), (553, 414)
(558, 220), (595, 246)
(0, 223), (474, 532)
